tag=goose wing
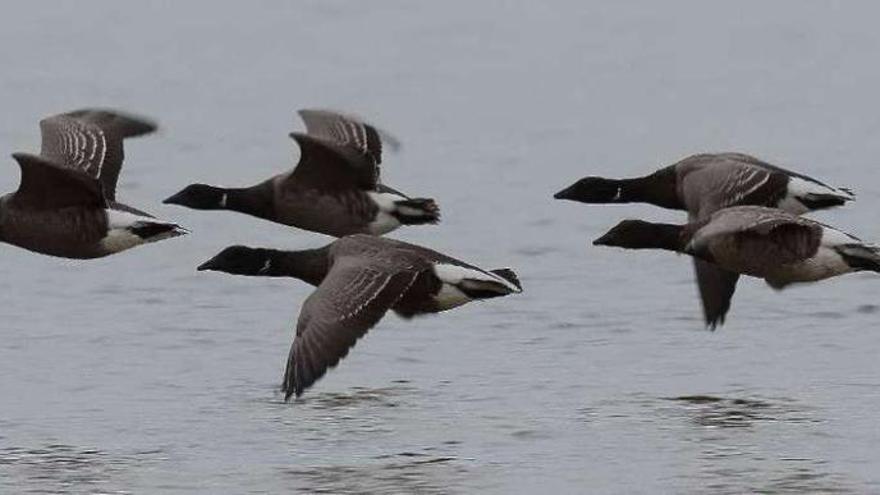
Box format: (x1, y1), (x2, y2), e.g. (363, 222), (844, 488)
(282, 254), (421, 399)
(298, 109), (399, 167)
(679, 157), (787, 216)
(693, 259), (740, 329)
(287, 133), (378, 192)
(39, 109), (156, 201)
(10, 153), (106, 209)
(692, 206), (822, 264)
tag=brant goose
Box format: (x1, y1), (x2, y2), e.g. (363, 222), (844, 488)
(594, 206), (879, 294)
(555, 152), (855, 327)
(0, 110), (186, 259)
(197, 234), (522, 399)
(164, 109), (440, 237)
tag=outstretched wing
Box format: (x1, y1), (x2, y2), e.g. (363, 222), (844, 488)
(693, 259), (740, 329)
(10, 153), (106, 209)
(282, 256), (420, 399)
(287, 132), (378, 192)
(692, 206), (822, 265)
(679, 158), (787, 216)
(39, 109), (157, 200)
(298, 109), (399, 168)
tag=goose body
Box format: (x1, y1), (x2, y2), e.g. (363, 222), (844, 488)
(594, 206), (879, 292)
(684, 207), (870, 288)
(164, 109), (440, 237)
(0, 110), (186, 259)
(555, 152), (854, 326)
(197, 234), (522, 399)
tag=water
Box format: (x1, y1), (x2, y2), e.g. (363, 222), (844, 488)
(1, 1), (880, 493)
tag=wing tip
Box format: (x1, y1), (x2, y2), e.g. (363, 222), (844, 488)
(297, 108), (402, 152)
(65, 108), (158, 137)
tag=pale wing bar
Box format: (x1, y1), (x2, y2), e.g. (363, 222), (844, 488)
(298, 109), (388, 166)
(282, 261), (419, 399)
(39, 109), (157, 200)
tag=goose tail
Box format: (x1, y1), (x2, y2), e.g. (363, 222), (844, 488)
(837, 244), (880, 273)
(393, 197), (440, 225)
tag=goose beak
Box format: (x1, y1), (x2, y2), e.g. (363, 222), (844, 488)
(553, 185), (575, 200)
(592, 233), (612, 246)
(162, 191), (184, 205)
(197, 258), (218, 271)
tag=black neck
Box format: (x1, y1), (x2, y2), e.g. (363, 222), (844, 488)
(618, 168), (682, 210)
(638, 222), (687, 251)
(224, 182), (275, 220)
(265, 247), (331, 286)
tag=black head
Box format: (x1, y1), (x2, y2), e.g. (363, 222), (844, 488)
(197, 245), (273, 276)
(593, 219), (682, 250)
(554, 177), (623, 203)
(164, 184), (227, 210)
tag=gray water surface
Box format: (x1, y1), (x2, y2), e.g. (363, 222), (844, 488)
(1, 1), (880, 493)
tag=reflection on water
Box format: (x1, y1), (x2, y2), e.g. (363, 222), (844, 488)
(2, 0), (880, 493)
(284, 450), (464, 495)
(661, 396), (854, 494)
(0, 444), (165, 495)
(293, 384), (415, 410)
(664, 395), (817, 428)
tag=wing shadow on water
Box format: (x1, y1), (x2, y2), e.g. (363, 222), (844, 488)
(660, 395), (856, 494)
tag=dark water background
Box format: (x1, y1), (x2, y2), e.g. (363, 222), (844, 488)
(1, 2), (879, 493)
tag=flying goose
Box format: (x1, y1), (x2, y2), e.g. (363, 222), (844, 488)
(593, 206), (879, 294)
(164, 109), (440, 237)
(196, 234), (522, 399)
(0, 110), (186, 259)
(554, 152), (855, 327)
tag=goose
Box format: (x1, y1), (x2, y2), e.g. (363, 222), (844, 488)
(593, 206), (879, 294)
(196, 234), (522, 398)
(164, 109), (440, 237)
(554, 152), (855, 327)
(0, 110), (186, 259)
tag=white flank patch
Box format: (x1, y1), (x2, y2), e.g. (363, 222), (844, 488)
(778, 176), (855, 213)
(432, 263), (521, 293)
(100, 209), (187, 254)
(774, 226), (857, 284)
(367, 191), (405, 235)
(797, 246), (850, 280)
(433, 283), (472, 310)
(106, 209), (155, 230)
(787, 176), (848, 198)
(820, 226), (860, 247)
(776, 195), (809, 215)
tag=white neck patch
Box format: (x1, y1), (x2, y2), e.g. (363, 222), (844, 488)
(258, 259), (272, 274)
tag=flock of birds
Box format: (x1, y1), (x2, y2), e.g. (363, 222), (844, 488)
(1, 108), (521, 399)
(556, 152), (875, 328)
(2, 107), (876, 398)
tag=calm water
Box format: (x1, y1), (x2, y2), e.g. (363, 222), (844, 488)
(1, 1), (880, 493)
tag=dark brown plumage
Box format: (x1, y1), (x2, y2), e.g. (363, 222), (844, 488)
(39, 109), (157, 201)
(164, 109), (439, 237)
(556, 152), (855, 327)
(0, 109), (185, 259)
(197, 235), (522, 399)
(594, 206), (880, 297)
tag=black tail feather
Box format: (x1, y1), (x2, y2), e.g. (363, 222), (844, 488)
(129, 222), (186, 240)
(490, 268), (522, 291)
(799, 193), (851, 210)
(837, 244), (880, 272)
(393, 198), (440, 225)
